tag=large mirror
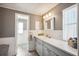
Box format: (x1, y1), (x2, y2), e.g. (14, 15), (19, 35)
(44, 16), (55, 30)
(46, 19), (51, 29)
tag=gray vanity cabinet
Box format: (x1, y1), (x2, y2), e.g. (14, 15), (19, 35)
(34, 36), (74, 56)
(42, 41), (73, 56)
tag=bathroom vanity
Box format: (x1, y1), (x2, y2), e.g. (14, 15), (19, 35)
(35, 35), (78, 56)
(29, 34), (78, 56)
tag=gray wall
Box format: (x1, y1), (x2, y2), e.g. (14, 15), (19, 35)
(30, 15), (43, 30)
(78, 4), (79, 56)
(43, 3), (75, 30)
(0, 8), (15, 37)
(0, 7), (42, 37)
(0, 11), (1, 36)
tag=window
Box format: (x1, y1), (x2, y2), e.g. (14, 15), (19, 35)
(18, 22), (23, 34)
(63, 4), (77, 41)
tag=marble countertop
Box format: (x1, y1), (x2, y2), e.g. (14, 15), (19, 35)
(33, 35), (78, 56)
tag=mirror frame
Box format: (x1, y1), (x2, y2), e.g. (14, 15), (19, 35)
(44, 16), (55, 30)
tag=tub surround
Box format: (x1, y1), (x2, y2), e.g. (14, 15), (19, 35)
(0, 37), (16, 56)
(44, 30), (63, 40)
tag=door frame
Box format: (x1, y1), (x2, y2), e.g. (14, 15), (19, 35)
(15, 13), (30, 55)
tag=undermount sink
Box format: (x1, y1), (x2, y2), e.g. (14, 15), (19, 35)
(38, 33), (44, 36)
(38, 34), (51, 38)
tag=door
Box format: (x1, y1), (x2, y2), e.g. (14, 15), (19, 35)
(17, 20), (28, 45)
(15, 13), (29, 55)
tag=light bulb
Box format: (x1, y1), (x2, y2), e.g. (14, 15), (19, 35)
(43, 16), (45, 19)
(48, 13), (52, 16)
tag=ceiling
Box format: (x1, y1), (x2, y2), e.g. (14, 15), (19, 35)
(0, 3), (58, 15)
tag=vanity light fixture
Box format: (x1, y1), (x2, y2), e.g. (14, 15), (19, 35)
(43, 12), (52, 19)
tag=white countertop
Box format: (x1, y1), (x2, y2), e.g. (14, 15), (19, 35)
(33, 35), (78, 56)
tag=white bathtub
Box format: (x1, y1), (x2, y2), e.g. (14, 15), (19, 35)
(0, 37), (16, 56)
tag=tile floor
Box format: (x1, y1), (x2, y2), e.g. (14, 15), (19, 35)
(16, 44), (38, 56)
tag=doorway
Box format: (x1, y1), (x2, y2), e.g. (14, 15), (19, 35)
(15, 13), (29, 56)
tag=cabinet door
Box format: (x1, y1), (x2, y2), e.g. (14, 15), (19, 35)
(36, 39), (42, 56)
(43, 45), (57, 56)
(43, 45), (49, 56)
(42, 42), (57, 56)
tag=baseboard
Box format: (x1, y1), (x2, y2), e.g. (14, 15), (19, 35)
(34, 50), (39, 56)
(29, 49), (39, 56)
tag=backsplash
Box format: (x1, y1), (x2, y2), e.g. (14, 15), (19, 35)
(29, 30), (63, 40)
(44, 30), (63, 40)
(29, 30), (44, 35)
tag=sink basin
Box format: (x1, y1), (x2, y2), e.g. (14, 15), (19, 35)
(44, 34), (51, 38)
(38, 33), (44, 36)
(37, 33), (52, 39)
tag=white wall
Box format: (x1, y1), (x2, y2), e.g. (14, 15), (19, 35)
(0, 37), (16, 56)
